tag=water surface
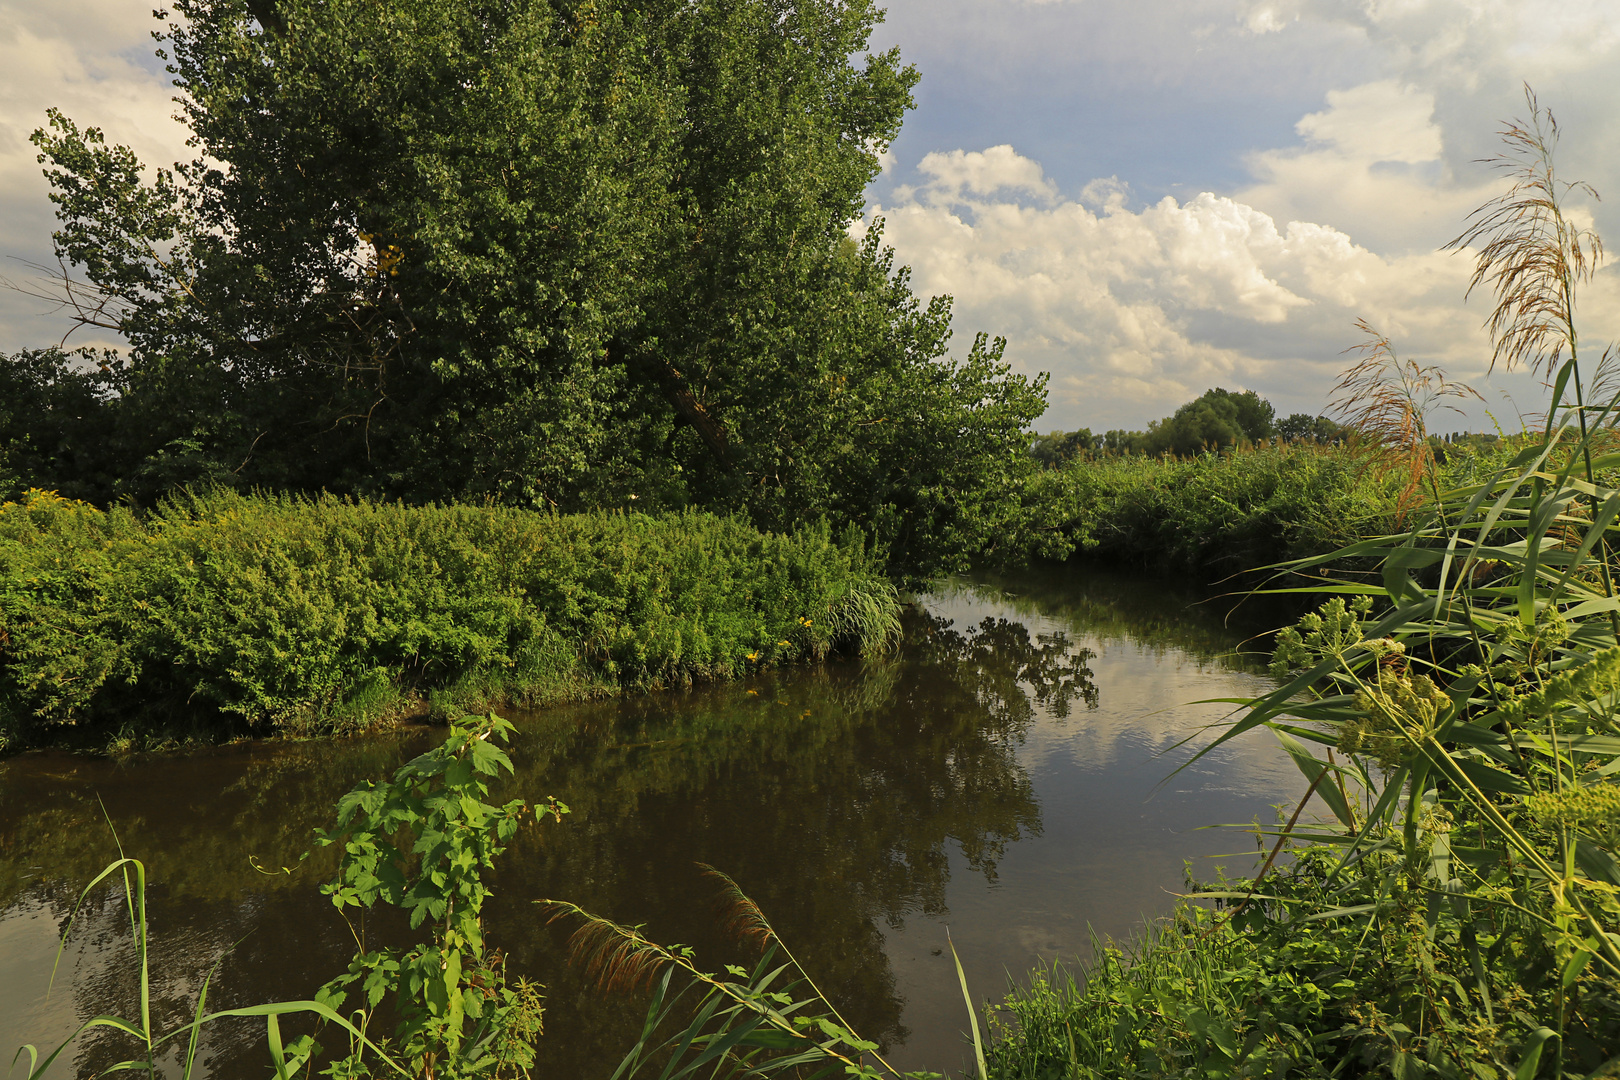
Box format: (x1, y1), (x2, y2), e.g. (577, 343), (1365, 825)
(0, 564), (1304, 1077)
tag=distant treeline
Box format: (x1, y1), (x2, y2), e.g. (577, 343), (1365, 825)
(1029, 388), (1346, 466)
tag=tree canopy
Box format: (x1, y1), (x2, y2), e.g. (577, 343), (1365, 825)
(18, 0), (1046, 577)
(1033, 389), (1281, 463)
(1145, 387), (1274, 456)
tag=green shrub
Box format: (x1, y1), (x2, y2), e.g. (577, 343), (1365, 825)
(986, 842), (1620, 1079)
(0, 490), (895, 749)
(1004, 441), (1523, 579)
(1005, 443), (1384, 574)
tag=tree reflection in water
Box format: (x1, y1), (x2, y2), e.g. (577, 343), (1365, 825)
(0, 597), (1109, 1078)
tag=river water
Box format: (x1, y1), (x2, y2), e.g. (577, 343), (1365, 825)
(0, 563), (1305, 1077)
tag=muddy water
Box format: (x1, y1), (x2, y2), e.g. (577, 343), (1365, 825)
(0, 564), (1304, 1077)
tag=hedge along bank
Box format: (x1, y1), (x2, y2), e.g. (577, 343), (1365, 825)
(0, 490), (900, 752)
(1005, 439), (1529, 580)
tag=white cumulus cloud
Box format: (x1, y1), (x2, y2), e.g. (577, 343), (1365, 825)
(860, 143), (1620, 431)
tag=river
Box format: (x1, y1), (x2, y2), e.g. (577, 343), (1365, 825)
(0, 562), (1305, 1077)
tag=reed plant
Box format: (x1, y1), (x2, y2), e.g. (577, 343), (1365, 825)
(986, 88), (1620, 1080)
(544, 868), (986, 1080)
(10, 847), (402, 1080)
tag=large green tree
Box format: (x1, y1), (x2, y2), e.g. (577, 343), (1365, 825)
(27, 0), (1044, 576)
(1145, 387), (1274, 456)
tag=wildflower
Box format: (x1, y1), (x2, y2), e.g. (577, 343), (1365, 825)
(1270, 596), (1372, 677)
(1360, 638), (1406, 659)
(1526, 784), (1620, 831)
(1499, 644), (1620, 723)
(1343, 669), (1451, 769)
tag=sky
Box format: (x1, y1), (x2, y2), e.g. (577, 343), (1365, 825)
(2, 0), (1619, 432)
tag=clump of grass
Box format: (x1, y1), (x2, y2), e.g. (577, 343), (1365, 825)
(11, 849), (399, 1079)
(822, 580), (902, 656)
(985, 908), (1254, 1079)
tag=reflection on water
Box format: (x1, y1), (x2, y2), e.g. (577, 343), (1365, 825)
(0, 563), (1303, 1077)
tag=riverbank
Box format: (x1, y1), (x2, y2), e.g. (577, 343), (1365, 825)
(0, 490), (898, 754)
(0, 561), (1298, 1077)
(1003, 440), (1519, 581)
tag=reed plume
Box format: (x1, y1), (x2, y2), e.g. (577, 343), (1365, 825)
(540, 901), (676, 995)
(1443, 85), (1602, 383)
(699, 863), (777, 952)
(1330, 319), (1479, 517)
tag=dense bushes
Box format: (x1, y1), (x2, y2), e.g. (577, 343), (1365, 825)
(1003, 440), (1521, 580)
(986, 847), (1620, 1077)
(1005, 443), (1388, 576)
(0, 490), (898, 752)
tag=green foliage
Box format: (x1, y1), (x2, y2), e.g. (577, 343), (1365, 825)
(1006, 442), (1392, 575)
(987, 842), (1620, 1079)
(0, 348), (131, 504)
(0, 490), (898, 750)
(1081, 389), (1278, 459)
(1029, 429), (1097, 469)
(991, 99), (1620, 1080)
(21, 0), (1046, 577)
(1146, 387), (1276, 457)
(1276, 412), (1345, 444)
(308, 713), (564, 1078)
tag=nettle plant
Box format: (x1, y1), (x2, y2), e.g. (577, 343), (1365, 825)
(304, 713), (568, 1079)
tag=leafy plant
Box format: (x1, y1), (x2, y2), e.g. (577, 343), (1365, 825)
(0, 492), (900, 749)
(306, 712), (567, 1079)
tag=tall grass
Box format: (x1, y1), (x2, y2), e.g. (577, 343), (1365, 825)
(0, 491), (898, 752)
(1008, 442), (1401, 578)
(984, 910), (1254, 1078)
(12, 851), (400, 1080)
(986, 90), (1620, 1079)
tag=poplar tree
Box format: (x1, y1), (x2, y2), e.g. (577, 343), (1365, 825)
(28, 0), (1045, 575)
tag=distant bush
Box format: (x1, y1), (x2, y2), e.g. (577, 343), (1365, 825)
(0, 491), (897, 752)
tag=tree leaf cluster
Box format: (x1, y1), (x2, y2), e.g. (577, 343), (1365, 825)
(1034, 389), (1344, 467)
